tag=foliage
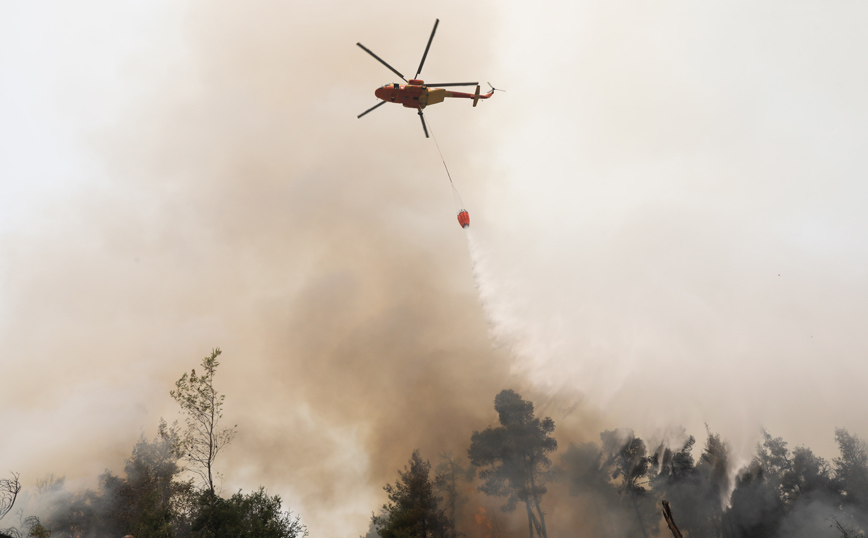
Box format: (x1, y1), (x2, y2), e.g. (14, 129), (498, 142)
(110, 421), (189, 538)
(190, 488), (307, 538)
(835, 429), (868, 510)
(170, 348), (237, 494)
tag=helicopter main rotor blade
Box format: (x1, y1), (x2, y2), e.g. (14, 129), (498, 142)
(418, 109), (429, 138)
(357, 43), (408, 82)
(425, 82), (479, 87)
(357, 100), (387, 119)
(415, 19), (439, 79)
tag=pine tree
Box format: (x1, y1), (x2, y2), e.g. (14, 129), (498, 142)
(373, 451), (450, 538)
(469, 390), (556, 538)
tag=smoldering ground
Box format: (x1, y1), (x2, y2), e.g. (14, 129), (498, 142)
(3, 1), (868, 537)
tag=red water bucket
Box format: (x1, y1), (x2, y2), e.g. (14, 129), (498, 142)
(457, 210), (470, 229)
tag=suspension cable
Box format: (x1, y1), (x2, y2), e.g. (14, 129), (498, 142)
(423, 112), (465, 209)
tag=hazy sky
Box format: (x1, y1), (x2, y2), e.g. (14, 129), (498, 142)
(2, 1), (868, 536)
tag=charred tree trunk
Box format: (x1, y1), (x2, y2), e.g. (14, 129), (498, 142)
(661, 501), (684, 538)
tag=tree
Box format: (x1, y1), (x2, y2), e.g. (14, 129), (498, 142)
(32, 425), (188, 538)
(834, 428), (868, 510)
(726, 461), (783, 538)
(434, 452), (475, 538)
(755, 430), (791, 481)
(102, 420), (189, 537)
(600, 430), (654, 538)
(712, 430), (790, 538)
(373, 450), (450, 538)
(693, 429), (730, 538)
(468, 390), (556, 538)
(780, 446), (832, 504)
(170, 348), (237, 495)
(561, 441), (625, 538)
(191, 487), (307, 538)
(0, 473), (21, 522)
(649, 435), (709, 536)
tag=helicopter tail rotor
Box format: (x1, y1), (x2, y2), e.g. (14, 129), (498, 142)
(487, 82), (505, 93)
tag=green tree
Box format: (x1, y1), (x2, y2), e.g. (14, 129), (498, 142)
(170, 348), (237, 495)
(468, 390), (556, 538)
(834, 428), (868, 510)
(191, 488), (307, 538)
(755, 430), (791, 481)
(373, 450), (450, 538)
(781, 446), (832, 504)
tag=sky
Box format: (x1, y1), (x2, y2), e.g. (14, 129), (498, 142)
(2, 1), (868, 537)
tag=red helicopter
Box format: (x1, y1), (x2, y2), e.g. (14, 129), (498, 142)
(357, 19), (499, 138)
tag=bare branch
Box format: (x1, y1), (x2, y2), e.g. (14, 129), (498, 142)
(0, 472), (22, 521)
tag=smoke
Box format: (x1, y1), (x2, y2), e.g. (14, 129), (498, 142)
(3, 1), (868, 536)
(1, 2), (529, 536)
(464, 0), (868, 467)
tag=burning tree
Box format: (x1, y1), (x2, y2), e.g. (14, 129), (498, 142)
(468, 390), (556, 538)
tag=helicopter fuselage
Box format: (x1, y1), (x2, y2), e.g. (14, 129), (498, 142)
(374, 80), (493, 109)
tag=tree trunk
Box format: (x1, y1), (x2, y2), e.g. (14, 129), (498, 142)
(524, 501), (536, 538)
(661, 501), (684, 538)
(532, 495), (548, 538)
(528, 468), (548, 538)
(527, 504), (544, 537)
(449, 470), (457, 538)
(630, 492), (649, 538)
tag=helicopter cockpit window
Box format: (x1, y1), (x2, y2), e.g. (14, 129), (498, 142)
(393, 83), (400, 89)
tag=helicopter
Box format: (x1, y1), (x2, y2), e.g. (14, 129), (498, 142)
(356, 19), (499, 138)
